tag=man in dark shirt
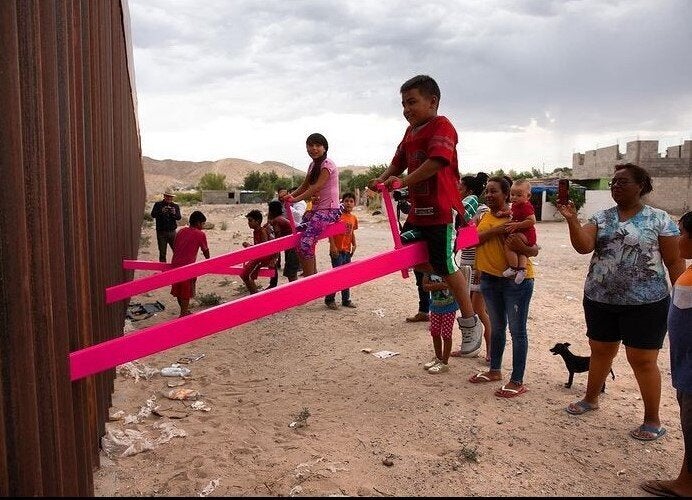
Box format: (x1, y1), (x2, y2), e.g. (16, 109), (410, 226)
(150, 190), (182, 262)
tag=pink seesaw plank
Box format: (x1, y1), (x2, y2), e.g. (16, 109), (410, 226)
(70, 241), (428, 381)
(106, 222), (345, 304)
(122, 260), (276, 277)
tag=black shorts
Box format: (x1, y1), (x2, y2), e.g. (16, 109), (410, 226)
(283, 248), (299, 279)
(583, 295), (670, 349)
(400, 222), (456, 277)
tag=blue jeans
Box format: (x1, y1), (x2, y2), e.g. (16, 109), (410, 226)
(325, 251), (352, 304)
(480, 274), (534, 384)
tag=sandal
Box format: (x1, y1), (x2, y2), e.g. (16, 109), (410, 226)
(468, 372), (500, 383)
(630, 424), (666, 441)
(565, 400), (598, 415)
(495, 384), (528, 398)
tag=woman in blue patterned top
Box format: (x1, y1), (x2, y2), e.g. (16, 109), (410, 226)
(556, 163), (685, 442)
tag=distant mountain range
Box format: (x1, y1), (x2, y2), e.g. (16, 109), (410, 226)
(142, 156), (370, 199)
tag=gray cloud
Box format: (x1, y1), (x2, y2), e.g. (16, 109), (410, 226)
(129, 0), (691, 166)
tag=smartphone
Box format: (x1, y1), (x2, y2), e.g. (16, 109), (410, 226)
(557, 179), (569, 205)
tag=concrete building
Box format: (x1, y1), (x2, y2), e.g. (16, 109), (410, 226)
(572, 140), (692, 215)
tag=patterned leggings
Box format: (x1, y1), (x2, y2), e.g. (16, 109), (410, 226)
(297, 208), (342, 258)
(429, 311), (456, 340)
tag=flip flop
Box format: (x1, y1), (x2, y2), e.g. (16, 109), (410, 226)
(640, 479), (681, 497)
(630, 424), (667, 441)
(565, 400), (599, 415)
(468, 372), (499, 383)
(494, 384), (527, 398)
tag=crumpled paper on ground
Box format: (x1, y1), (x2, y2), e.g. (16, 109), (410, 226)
(101, 421), (187, 458)
(117, 361), (159, 382)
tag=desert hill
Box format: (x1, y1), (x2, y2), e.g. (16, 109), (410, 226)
(142, 156), (371, 200)
(141, 156), (304, 199)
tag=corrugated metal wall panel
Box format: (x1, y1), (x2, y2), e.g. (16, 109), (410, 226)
(0, 0), (145, 494)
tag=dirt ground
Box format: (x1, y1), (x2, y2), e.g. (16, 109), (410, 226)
(93, 203), (683, 497)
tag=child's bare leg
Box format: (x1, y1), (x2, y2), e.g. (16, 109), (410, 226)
(473, 291), (491, 360)
(178, 298), (190, 317)
(504, 245), (519, 268)
(442, 336), (452, 364)
(517, 253), (527, 269)
(300, 256), (317, 277)
(443, 270), (474, 318)
(432, 335), (442, 360)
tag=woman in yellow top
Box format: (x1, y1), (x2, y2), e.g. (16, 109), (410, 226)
(468, 176), (538, 398)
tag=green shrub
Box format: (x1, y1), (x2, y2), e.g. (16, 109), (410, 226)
(196, 292), (222, 306)
(174, 191), (202, 205)
(220, 221), (228, 231)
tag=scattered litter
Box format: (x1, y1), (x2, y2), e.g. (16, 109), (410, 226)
(361, 348), (373, 353)
(565, 295), (576, 301)
(372, 350), (400, 359)
(117, 361), (159, 382)
(160, 364), (191, 377)
(109, 410), (125, 421)
(616, 469), (626, 476)
(372, 308), (385, 318)
(164, 388), (199, 401)
(101, 428), (155, 458)
(152, 407), (189, 419)
(199, 479), (220, 497)
(153, 421), (187, 444)
(178, 353), (205, 364)
(167, 379), (187, 388)
(126, 301), (165, 321)
(289, 485), (303, 497)
(190, 401), (211, 412)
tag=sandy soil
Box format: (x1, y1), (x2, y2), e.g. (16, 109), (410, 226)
(93, 203), (682, 497)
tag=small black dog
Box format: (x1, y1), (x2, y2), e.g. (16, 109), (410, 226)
(550, 342), (615, 392)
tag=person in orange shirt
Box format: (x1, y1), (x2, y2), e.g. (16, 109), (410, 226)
(324, 192), (358, 309)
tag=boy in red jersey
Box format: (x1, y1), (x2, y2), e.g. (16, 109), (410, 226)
(170, 210), (210, 317)
(369, 75), (483, 367)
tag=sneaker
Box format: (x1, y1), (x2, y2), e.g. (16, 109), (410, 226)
(423, 357), (441, 370)
(514, 269), (526, 284)
(502, 267), (517, 277)
(326, 302), (339, 310)
(342, 301), (357, 308)
(457, 315), (482, 357)
(428, 362), (449, 374)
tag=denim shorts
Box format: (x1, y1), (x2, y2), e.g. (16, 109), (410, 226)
(583, 295), (670, 349)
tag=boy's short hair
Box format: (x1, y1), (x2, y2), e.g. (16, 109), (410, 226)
(681, 211), (692, 236)
(267, 200), (283, 217)
(246, 209), (263, 223)
(189, 210), (206, 226)
(341, 192), (356, 202)
(400, 75), (441, 101)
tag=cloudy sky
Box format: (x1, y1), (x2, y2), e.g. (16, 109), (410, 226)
(128, 0), (692, 174)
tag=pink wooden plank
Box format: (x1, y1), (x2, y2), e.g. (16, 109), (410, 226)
(70, 241), (428, 380)
(106, 222), (345, 303)
(122, 260), (276, 277)
(376, 182), (409, 279)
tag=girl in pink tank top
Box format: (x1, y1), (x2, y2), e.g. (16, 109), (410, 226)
(286, 133), (342, 276)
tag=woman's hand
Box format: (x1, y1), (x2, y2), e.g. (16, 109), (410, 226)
(504, 222), (521, 233)
(506, 234), (539, 257)
(556, 201), (578, 220)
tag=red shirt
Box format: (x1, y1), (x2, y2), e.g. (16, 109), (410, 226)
(270, 215), (293, 238)
(510, 201), (537, 246)
(390, 115), (460, 225)
(171, 227), (209, 267)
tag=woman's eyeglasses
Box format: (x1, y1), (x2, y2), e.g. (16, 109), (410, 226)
(608, 179), (637, 188)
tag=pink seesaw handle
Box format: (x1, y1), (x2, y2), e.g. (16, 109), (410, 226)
(375, 182), (408, 278)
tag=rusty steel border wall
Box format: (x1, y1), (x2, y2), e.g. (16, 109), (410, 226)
(0, 0), (145, 495)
